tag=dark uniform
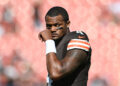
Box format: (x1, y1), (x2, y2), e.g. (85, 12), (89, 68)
(47, 31), (91, 86)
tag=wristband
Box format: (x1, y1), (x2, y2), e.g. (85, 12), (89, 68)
(45, 40), (56, 54)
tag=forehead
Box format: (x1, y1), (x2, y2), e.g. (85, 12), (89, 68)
(46, 15), (64, 24)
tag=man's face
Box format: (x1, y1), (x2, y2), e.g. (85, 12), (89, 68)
(45, 15), (70, 40)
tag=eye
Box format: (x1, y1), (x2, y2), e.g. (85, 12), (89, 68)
(55, 24), (61, 27)
(57, 27), (63, 29)
(46, 24), (52, 29)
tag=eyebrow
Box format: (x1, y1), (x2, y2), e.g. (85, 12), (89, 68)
(46, 23), (61, 26)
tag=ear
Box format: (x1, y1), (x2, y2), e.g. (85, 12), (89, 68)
(67, 20), (70, 28)
(66, 21), (70, 33)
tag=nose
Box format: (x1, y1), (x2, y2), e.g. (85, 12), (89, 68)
(51, 26), (57, 32)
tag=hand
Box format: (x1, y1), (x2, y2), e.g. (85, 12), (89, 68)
(38, 29), (52, 41)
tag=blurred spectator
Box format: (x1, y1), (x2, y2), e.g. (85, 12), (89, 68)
(33, 5), (41, 28)
(0, 25), (5, 37)
(32, 0), (42, 30)
(99, 2), (120, 26)
(0, 55), (8, 86)
(0, 56), (3, 72)
(108, 1), (120, 24)
(90, 76), (109, 86)
(1, 50), (46, 86)
(2, 7), (14, 23)
(0, 5), (17, 35)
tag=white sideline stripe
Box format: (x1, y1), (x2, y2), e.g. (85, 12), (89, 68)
(67, 47), (89, 51)
(68, 42), (90, 48)
(71, 39), (89, 43)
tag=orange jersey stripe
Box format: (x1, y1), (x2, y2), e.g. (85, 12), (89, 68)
(67, 45), (89, 50)
(69, 40), (90, 46)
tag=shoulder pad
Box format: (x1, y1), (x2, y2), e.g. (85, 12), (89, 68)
(76, 31), (89, 40)
(76, 31), (84, 36)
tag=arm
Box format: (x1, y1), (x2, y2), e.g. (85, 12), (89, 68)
(39, 30), (89, 80)
(46, 49), (87, 80)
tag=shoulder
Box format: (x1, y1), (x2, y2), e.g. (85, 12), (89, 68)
(65, 31), (89, 41)
(66, 31), (91, 52)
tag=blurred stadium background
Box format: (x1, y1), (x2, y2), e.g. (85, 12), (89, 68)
(0, 0), (120, 86)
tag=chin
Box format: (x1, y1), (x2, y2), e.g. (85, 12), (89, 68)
(53, 36), (63, 41)
(53, 37), (59, 40)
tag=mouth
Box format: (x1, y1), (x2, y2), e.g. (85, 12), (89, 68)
(52, 35), (57, 37)
(52, 34), (58, 38)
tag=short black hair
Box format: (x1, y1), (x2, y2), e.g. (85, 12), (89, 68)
(45, 6), (69, 22)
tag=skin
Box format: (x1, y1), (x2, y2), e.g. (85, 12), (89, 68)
(39, 15), (88, 80)
(40, 15), (70, 41)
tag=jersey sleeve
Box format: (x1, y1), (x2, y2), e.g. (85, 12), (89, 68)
(67, 31), (91, 52)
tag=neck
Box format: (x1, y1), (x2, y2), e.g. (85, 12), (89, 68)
(54, 36), (63, 46)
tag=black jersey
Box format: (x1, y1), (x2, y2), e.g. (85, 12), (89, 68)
(47, 31), (91, 86)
